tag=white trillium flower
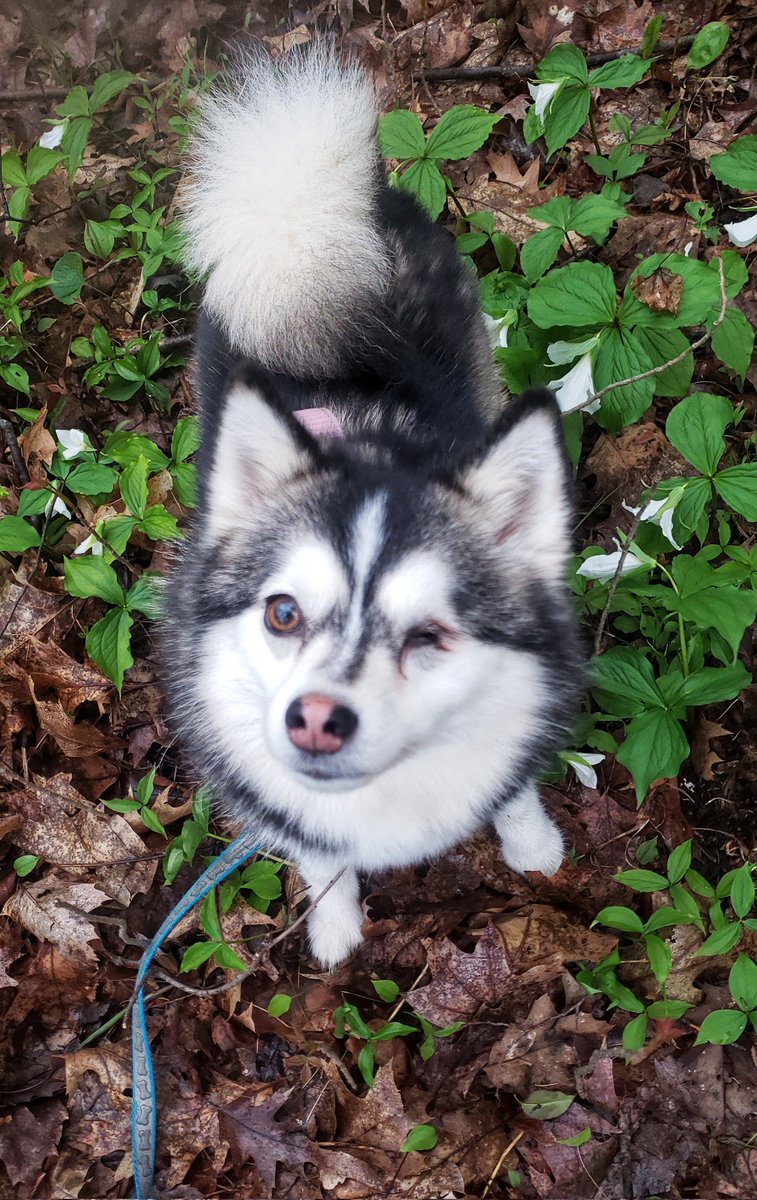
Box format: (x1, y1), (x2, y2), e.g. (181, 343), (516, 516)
(57, 428), (90, 460)
(724, 214), (757, 248)
(552, 352), (599, 415)
(622, 489), (683, 550)
(482, 311), (514, 349)
(39, 123), (65, 149)
(74, 533), (103, 556)
(564, 751), (605, 790)
(45, 494), (71, 519)
(577, 537), (652, 582)
(683, 240), (694, 257)
(528, 79), (563, 122)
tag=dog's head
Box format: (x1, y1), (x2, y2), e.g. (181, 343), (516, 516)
(178, 372), (577, 821)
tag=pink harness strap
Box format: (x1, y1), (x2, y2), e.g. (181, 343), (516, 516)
(293, 407), (344, 439)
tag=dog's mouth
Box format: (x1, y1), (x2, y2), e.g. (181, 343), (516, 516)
(293, 764), (371, 791)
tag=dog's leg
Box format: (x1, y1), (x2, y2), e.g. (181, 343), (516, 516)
(494, 783), (564, 876)
(299, 855), (363, 970)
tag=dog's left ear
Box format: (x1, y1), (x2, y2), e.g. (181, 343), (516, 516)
(460, 390), (571, 579)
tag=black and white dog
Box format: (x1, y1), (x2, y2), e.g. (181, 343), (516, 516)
(165, 45), (581, 968)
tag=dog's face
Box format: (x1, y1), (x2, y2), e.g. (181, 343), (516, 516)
(186, 378), (573, 811)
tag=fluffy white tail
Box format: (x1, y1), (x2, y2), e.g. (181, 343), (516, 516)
(181, 45), (391, 376)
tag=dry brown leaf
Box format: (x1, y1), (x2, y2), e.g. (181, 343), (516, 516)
(691, 716), (730, 781)
(0, 1101), (67, 1187)
(458, 176), (553, 245)
(32, 692), (123, 759)
(18, 635), (112, 709)
(3, 877), (109, 964)
(19, 408), (56, 481)
(631, 267), (684, 316)
(487, 151), (541, 192)
(411, 922), (513, 1025)
(4, 773), (155, 904)
(496, 904), (617, 969)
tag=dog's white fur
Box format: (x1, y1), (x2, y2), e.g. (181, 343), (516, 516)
(182, 47), (391, 376)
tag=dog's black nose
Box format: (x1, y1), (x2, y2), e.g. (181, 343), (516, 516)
(285, 694), (358, 754)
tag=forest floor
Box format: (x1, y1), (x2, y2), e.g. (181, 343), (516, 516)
(0, 1), (756, 1197)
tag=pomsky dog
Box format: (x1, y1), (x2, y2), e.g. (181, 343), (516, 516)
(165, 45), (582, 968)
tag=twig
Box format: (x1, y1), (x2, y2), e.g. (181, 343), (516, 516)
(148, 867), (347, 998)
(482, 1129), (525, 1199)
(416, 37), (696, 82)
(0, 418), (30, 484)
(579, 253), (729, 414)
(593, 503), (646, 657)
(0, 87), (71, 103)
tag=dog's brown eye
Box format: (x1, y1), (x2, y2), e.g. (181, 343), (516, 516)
(265, 595), (303, 635)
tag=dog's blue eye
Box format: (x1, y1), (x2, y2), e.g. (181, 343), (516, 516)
(265, 594), (303, 635)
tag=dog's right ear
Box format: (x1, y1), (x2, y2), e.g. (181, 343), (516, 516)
(204, 374), (321, 540)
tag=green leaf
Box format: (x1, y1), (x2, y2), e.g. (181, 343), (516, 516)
(100, 515), (138, 556)
(103, 431), (169, 472)
(641, 13), (664, 57)
(457, 230), (489, 254)
(688, 22), (731, 71)
(214, 942), (248, 971)
(571, 193), (627, 240)
(401, 1124), (438, 1153)
(0, 515), (41, 553)
(357, 1041), (376, 1087)
(2, 147), (27, 187)
(64, 555), (124, 605)
(521, 1090), (575, 1120)
(677, 664), (750, 706)
(102, 796), (141, 813)
(0, 362), (30, 395)
(138, 504), (180, 541)
(267, 993), (293, 1018)
(120, 454), (149, 519)
(180, 940), (220, 972)
(537, 43), (588, 84)
(594, 327), (654, 431)
(379, 110), (426, 159)
(588, 55), (650, 89)
(397, 159), (447, 220)
(50, 252), (84, 304)
(686, 868), (715, 899)
(544, 84), (590, 157)
(372, 978), (401, 1003)
(633, 325), (693, 398)
(617, 709), (689, 804)
(730, 865), (755, 919)
(710, 135), (757, 193)
(644, 933), (672, 986)
(14, 854), (40, 877)
(84, 219), (116, 259)
(426, 105), (499, 160)
(140, 806), (167, 837)
(163, 842), (185, 886)
(373, 1020), (418, 1041)
(667, 840), (692, 885)
(666, 392), (733, 475)
(25, 145), (64, 185)
(592, 906), (644, 934)
(614, 869), (669, 892)
(66, 462), (118, 496)
(622, 1012), (648, 1052)
(171, 461), (198, 507)
(200, 890), (224, 942)
(520, 226), (565, 283)
(694, 922), (742, 957)
(591, 647), (661, 709)
(528, 261), (616, 329)
(729, 953), (757, 1012)
(711, 306), (755, 377)
(126, 573), (163, 619)
(644, 906), (700, 933)
(557, 1127), (592, 1148)
(715, 464), (757, 521)
(677, 585), (757, 662)
(89, 70), (136, 112)
(85, 607), (133, 690)
(695, 1009), (747, 1045)
(171, 415), (200, 464)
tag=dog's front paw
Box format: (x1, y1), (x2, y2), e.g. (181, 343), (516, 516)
(308, 904), (364, 971)
(496, 787), (565, 877)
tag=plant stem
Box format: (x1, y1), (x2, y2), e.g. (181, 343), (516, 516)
(588, 103), (602, 155)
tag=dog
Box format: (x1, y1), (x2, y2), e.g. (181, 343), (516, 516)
(164, 44), (582, 969)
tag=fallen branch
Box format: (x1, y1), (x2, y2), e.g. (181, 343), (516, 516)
(0, 87), (70, 103)
(416, 36), (696, 82)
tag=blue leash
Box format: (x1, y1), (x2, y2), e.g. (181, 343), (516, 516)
(130, 829), (263, 1199)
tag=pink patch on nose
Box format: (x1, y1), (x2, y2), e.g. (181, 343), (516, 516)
(287, 694), (344, 754)
(293, 407), (344, 439)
